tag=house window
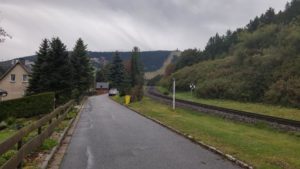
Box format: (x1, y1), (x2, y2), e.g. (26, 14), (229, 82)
(23, 74), (28, 82)
(10, 74), (16, 82)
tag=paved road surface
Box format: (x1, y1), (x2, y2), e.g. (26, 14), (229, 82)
(60, 95), (241, 169)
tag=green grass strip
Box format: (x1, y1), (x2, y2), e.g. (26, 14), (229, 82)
(119, 96), (300, 169)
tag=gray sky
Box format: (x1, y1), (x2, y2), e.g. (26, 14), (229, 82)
(0, 0), (287, 60)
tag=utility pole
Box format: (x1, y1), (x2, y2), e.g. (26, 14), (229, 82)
(173, 78), (176, 110)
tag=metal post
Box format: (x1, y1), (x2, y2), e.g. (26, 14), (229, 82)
(189, 83), (196, 96)
(173, 78), (176, 110)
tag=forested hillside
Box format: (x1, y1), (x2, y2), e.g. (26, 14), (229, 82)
(160, 0), (300, 107)
(1, 50), (172, 74)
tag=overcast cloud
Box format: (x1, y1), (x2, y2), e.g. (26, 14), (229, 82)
(0, 0), (287, 60)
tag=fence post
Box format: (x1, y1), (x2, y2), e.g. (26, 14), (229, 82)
(38, 126), (42, 135)
(17, 139), (23, 169)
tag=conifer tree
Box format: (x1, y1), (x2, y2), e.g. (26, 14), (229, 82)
(130, 46), (144, 86)
(109, 51), (125, 90)
(129, 46), (144, 101)
(44, 37), (72, 93)
(28, 39), (49, 94)
(70, 38), (93, 93)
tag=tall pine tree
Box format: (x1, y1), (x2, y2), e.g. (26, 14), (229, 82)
(129, 46), (144, 101)
(70, 38), (93, 93)
(44, 37), (72, 93)
(28, 39), (49, 94)
(109, 51), (125, 90)
(130, 46), (144, 86)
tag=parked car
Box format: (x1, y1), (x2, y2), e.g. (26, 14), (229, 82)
(108, 88), (118, 96)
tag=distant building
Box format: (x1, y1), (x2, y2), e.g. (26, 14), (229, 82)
(24, 60), (35, 69)
(0, 61), (31, 101)
(96, 82), (109, 95)
(91, 57), (100, 63)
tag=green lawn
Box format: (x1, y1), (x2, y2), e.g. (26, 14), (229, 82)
(0, 129), (16, 143)
(156, 86), (300, 121)
(115, 96), (300, 169)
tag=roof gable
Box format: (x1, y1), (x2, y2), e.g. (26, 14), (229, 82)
(0, 61), (31, 80)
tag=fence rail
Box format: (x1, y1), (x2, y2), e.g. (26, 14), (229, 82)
(0, 100), (74, 169)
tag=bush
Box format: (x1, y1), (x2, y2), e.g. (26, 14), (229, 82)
(55, 90), (71, 107)
(5, 117), (16, 126)
(264, 77), (300, 107)
(0, 92), (55, 121)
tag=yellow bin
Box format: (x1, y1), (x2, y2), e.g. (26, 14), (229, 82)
(125, 95), (131, 105)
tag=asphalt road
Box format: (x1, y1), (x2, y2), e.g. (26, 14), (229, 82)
(60, 95), (241, 169)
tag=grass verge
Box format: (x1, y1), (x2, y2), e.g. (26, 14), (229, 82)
(114, 96), (300, 169)
(156, 86), (300, 121)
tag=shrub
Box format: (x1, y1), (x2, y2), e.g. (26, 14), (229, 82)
(0, 92), (55, 121)
(264, 77), (300, 107)
(5, 117), (16, 126)
(55, 90), (71, 107)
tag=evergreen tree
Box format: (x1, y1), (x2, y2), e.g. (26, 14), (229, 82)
(129, 46), (144, 101)
(261, 8), (275, 25)
(44, 37), (72, 93)
(247, 17), (260, 32)
(130, 46), (144, 86)
(96, 69), (106, 82)
(109, 51), (125, 90)
(70, 38), (93, 93)
(28, 39), (49, 94)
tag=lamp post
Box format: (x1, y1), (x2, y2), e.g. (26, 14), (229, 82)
(172, 78), (176, 110)
(189, 83), (196, 96)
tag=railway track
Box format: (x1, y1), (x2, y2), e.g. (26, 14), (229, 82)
(146, 87), (300, 130)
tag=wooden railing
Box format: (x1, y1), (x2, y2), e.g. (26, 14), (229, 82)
(0, 100), (74, 169)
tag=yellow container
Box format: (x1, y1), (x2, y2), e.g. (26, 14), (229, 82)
(125, 95), (131, 105)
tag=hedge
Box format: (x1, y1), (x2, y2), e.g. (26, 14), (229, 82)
(0, 92), (55, 122)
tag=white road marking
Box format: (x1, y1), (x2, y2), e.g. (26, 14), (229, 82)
(86, 146), (94, 169)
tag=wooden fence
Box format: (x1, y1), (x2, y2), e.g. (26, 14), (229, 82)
(0, 100), (74, 169)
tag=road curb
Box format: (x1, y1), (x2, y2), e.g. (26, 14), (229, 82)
(41, 97), (88, 169)
(40, 118), (75, 169)
(111, 98), (253, 169)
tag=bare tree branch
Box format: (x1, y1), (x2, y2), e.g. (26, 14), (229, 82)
(0, 26), (12, 43)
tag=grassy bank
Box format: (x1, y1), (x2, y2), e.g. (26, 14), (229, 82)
(114, 96), (300, 169)
(156, 86), (300, 121)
